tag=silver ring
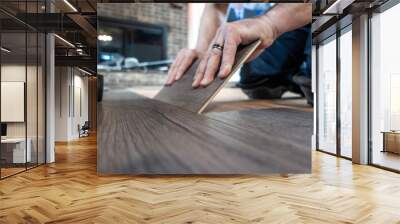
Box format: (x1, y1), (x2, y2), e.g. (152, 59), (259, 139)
(212, 43), (223, 51)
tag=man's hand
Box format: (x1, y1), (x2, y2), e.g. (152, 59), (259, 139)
(165, 48), (201, 86)
(192, 17), (278, 88)
(165, 17), (277, 88)
(165, 3), (312, 88)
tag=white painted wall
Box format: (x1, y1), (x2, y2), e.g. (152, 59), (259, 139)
(1, 65), (39, 138)
(55, 66), (71, 141)
(1, 63), (47, 164)
(55, 67), (89, 141)
(1, 65), (26, 142)
(1, 82), (25, 122)
(1, 65), (26, 129)
(71, 73), (89, 138)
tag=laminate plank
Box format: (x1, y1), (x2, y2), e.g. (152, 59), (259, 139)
(98, 90), (312, 174)
(207, 108), (313, 151)
(153, 40), (261, 113)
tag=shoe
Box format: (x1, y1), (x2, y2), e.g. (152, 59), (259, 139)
(286, 82), (305, 97)
(292, 74), (313, 106)
(237, 76), (288, 99)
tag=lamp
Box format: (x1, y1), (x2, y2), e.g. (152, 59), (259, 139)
(54, 34), (75, 48)
(1, 47), (11, 53)
(63, 0), (78, 12)
(78, 67), (93, 76)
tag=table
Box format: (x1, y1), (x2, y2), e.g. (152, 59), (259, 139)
(1, 138), (31, 164)
(382, 131), (400, 154)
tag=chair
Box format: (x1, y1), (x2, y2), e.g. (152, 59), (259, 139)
(78, 121), (90, 138)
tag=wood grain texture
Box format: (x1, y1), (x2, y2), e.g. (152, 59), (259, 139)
(207, 108), (313, 154)
(98, 90), (311, 174)
(1, 135), (400, 223)
(154, 40), (261, 113)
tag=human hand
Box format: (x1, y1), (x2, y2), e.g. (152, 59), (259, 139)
(165, 3), (311, 88)
(191, 16), (278, 88)
(165, 48), (203, 86)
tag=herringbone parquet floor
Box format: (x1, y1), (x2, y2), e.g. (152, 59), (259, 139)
(1, 135), (400, 223)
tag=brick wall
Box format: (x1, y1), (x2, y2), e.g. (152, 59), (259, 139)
(97, 3), (188, 59)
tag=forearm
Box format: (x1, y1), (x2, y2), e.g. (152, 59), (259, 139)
(262, 3), (312, 40)
(195, 3), (226, 53)
(169, 3), (312, 87)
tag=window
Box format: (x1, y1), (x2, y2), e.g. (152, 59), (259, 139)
(317, 36), (337, 154)
(339, 28), (352, 158)
(0, 2), (46, 179)
(98, 19), (167, 66)
(370, 3), (400, 171)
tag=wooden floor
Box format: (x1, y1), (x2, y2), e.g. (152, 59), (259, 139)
(131, 86), (312, 114)
(98, 90), (312, 174)
(372, 151), (400, 171)
(1, 167), (26, 178)
(1, 91), (400, 223)
(0, 134), (399, 223)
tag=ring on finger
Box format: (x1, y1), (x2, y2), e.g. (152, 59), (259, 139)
(212, 43), (223, 51)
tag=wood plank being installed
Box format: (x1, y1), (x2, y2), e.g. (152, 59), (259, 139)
(98, 90), (312, 174)
(154, 40), (261, 113)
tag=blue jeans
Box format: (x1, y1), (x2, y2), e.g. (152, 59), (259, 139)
(240, 25), (311, 85)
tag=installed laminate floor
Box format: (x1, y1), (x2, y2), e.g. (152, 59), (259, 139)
(1, 135), (400, 223)
(98, 90), (312, 174)
(132, 86), (312, 113)
(207, 108), (313, 152)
